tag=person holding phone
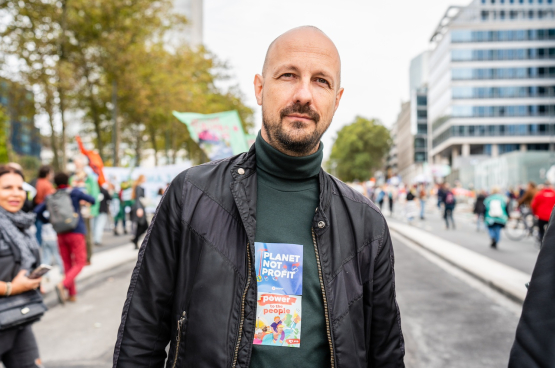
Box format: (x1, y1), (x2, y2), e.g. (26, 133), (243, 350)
(0, 165), (44, 368)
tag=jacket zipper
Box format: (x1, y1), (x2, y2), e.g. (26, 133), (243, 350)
(312, 229), (335, 368)
(232, 242), (252, 368)
(172, 311), (187, 368)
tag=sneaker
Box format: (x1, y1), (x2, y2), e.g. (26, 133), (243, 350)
(55, 283), (66, 305)
(490, 240), (497, 249)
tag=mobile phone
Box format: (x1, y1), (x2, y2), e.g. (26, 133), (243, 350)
(29, 264), (52, 279)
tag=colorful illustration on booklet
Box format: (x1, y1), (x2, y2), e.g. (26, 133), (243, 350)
(255, 242), (303, 295)
(253, 297), (302, 348)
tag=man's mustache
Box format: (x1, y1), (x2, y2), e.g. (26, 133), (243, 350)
(280, 103), (320, 124)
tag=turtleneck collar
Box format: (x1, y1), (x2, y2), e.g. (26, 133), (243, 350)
(255, 130), (323, 189)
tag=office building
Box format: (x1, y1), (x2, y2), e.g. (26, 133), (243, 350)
(427, 0), (555, 170)
(173, 0), (203, 47)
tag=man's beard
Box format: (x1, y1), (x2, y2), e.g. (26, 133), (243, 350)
(262, 102), (324, 155)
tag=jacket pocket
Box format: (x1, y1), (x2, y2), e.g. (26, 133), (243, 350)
(171, 311), (188, 368)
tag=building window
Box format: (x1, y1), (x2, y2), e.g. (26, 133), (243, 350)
(415, 152), (427, 162)
(528, 143), (549, 150)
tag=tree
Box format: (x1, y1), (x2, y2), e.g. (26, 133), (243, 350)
(328, 116), (391, 182)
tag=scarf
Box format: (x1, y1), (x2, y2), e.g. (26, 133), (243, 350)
(0, 207), (38, 271)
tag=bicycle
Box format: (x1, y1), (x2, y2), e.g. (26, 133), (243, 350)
(504, 205), (541, 248)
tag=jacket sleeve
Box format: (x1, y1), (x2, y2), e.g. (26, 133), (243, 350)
(34, 202), (48, 223)
(113, 173), (185, 367)
(75, 190), (96, 205)
(509, 209), (555, 367)
(368, 223), (405, 367)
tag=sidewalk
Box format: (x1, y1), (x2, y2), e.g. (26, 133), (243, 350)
(41, 226), (139, 307)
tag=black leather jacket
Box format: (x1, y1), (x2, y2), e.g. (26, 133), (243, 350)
(113, 145), (405, 368)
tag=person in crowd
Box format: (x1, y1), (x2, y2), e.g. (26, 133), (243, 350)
(405, 184), (418, 224)
(388, 186), (395, 216)
(509, 209), (555, 367)
(40, 222), (63, 276)
(7, 162), (36, 213)
(516, 181), (536, 218)
(418, 184), (426, 220)
(35, 173), (95, 303)
(437, 183), (446, 210)
(33, 165), (55, 247)
(0, 165), (44, 367)
(531, 181), (555, 243)
(474, 190), (487, 232)
(443, 183), (456, 229)
(70, 157), (100, 265)
(376, 185), (385, 210)
(114, 26), (404, 367)
(484, 187), (508, 249)
(114, 181), (133, 236)
(130, 175), (148, 249)
(93, 185), (112, 246)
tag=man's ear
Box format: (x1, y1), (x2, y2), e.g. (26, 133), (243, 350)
(334, 87), (344, 113)
(254, 74), (264, 106)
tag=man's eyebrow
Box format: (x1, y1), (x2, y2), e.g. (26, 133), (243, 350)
(272, 64), (301, 76)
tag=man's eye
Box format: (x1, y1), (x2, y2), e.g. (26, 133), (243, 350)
(317, 78), (330, 87)
(281, 73), (294, 78)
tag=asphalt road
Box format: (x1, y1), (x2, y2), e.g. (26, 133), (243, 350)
(31, 233), (522, 368)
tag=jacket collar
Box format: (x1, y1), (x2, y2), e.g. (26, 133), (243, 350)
(231, 142), (333, 217)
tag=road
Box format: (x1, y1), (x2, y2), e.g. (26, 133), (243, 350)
(388, 199), (540, 275)
(32, 233), (522, 367)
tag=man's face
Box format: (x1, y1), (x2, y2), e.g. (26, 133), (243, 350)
(254, 28), (344, 156)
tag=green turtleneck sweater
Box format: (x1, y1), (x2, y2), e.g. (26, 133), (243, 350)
(250, 132), (329, 368)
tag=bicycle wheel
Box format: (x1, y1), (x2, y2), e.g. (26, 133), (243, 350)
(505, 218), (528, 241)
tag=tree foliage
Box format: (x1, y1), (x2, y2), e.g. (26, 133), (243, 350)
(0, 0), (253, 167)
(328, 116), (391, 182)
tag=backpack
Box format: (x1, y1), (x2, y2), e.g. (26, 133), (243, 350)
(46, 189), (79, 234)
(445, 192), (455, 205)
(488, 199), (504, 218)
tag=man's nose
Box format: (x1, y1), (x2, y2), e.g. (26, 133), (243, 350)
(292, 77), (313, 106)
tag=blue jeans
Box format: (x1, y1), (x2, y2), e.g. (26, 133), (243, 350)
(419, 199), (425, 219)
(488, 224), (502, 242)
(35, 219), (43, 247)
(93, 213), (109, 244)
(42, 239), (63, 270)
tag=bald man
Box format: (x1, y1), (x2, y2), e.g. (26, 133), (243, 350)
(114, 26), (405, 368)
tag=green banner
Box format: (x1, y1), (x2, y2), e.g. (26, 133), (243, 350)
(173, 110), (249, 160)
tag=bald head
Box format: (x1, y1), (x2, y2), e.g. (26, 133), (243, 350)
(254, 26), (345, 156)
(262, 26), (341, 88)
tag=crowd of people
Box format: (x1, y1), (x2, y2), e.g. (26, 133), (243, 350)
(350, 178), (555, 250)
(0, 158), (163, 366)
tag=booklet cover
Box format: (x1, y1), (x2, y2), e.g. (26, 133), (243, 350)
(254, 242), (303, 348)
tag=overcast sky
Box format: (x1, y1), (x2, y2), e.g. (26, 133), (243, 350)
(204, 0), (463, 156)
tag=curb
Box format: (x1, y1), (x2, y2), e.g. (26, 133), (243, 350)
(42, 243), (139, 308)
(389, 222), (529, 303)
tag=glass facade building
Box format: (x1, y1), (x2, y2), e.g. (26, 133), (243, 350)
(427, 0), (555, 164)
(0, 78), (41, 158)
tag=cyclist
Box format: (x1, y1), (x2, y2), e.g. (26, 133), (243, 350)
(517, 181), (537, 208)
(531, 181), (555, 243)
